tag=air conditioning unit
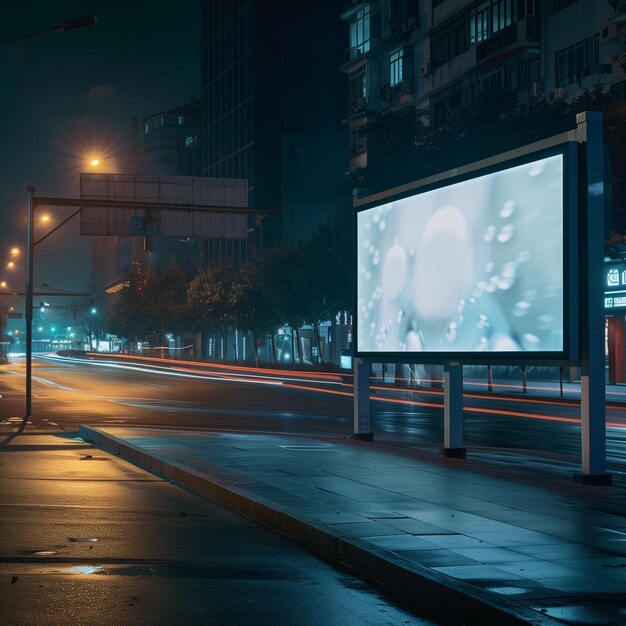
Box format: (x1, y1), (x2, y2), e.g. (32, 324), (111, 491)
(601, 23), (618, 41)
(419, 62), (430, 77)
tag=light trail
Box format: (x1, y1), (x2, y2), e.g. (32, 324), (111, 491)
(37, 355), (283, 386)
(86, 352), (345, 382)
(37, 353), (626, 430)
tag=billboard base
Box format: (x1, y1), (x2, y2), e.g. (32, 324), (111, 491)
(440, 447), (467, 459)
(351, 432), (374, 442)
(573, 472), (612, 486)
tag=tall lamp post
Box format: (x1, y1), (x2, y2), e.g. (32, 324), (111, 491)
(26, 188), (35, 420)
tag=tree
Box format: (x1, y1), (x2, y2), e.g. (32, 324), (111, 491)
(231, 251), (283, 365)
(142, 264), (189, 354)
(187, 261), (236, 359)
(362, 85), (626, 240)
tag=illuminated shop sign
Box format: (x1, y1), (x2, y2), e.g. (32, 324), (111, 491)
(604, 263), (626, 311)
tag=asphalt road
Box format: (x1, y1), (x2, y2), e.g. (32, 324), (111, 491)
(0, 434), (436, 626)
(1, 354), (625, 470)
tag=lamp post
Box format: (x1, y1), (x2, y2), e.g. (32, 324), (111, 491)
(0, 13), (97, 433)
(25, 187), (35, 421)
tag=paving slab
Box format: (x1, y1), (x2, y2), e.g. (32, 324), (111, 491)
(80, 425), (626, 625)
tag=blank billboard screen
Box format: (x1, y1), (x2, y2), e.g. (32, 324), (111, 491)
(356, 152), (572, 359)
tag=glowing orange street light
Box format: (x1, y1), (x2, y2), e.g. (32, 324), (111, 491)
(40, 214), (50, 223)
(10, 247), (19, 256)
(90, 158), (100, 167)
(7, 261), (15, 269)
(0, 281), (6, 289)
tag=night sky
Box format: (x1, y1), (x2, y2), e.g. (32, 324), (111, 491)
(1, 2), (200, 295)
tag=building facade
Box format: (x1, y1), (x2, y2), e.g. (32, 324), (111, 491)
(200, 0), (349, 250)
(341, 0), (626, 175)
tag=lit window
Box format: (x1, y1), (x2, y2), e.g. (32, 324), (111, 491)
(178, 116), (184, 125)
(144, 124), (149, 134)
(185, 136), (197, 147)
(350, 7), (370, 54)
(390, 50), (403, 86)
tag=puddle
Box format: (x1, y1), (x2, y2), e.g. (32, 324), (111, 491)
(67, 565), (103, 575)
(33, 551), (57, 556)
(486, 586), (529, 596)
(68, 537), (98, 543)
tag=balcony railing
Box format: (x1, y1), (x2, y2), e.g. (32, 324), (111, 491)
(476, 23), (517, 62)
(348, 97), (368, 116)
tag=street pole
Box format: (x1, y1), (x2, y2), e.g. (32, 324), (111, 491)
(25, 187), (35, 423)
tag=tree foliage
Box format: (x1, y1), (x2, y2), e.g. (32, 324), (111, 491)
(363, 84), (626, 236)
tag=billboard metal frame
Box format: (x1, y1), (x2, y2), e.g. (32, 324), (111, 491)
(353, 142), (579, 366)
(351, 112), (611, 485)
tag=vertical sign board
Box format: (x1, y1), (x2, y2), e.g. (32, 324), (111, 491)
(605, 262), (626, 312)
(79, 174), (248, 239)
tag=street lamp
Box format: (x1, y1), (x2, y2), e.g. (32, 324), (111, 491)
(0, 14), (97, 433)
(0, 16), (97, 46)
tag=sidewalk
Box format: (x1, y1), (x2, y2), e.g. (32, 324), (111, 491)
(80, 424), (626, 626)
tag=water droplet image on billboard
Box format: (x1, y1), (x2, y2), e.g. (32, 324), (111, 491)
(356, 153), (568, 357)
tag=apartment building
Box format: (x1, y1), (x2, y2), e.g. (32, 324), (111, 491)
(341, 0), (626, 174)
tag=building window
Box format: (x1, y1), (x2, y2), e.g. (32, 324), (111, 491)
(470, 0), (516, 44)
(390, 50), (403, 85)
(555, 33), (599, 86)
(348, 66), (367, 113)
(390, 0), (419, 33)
(350, 7), (370, 54)
(491, 0), (514, 34)
(431, 14), (469, 68)
(178, 116), (184, 125)
(470, 1), (490, 44)
(144, 124), (149, 134)
(349, 123), (367, 156)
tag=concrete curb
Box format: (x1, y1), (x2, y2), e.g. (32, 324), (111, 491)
(79, 424), (562, 626)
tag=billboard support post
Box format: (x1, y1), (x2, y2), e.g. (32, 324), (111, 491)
(576, 111), (611, 485)
(352, 357), (373, 441)
(441, 362), (466, 458)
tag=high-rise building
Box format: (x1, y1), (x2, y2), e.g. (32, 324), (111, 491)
(91, 99), (204, 342)
(139, 97), (202, 177)
(200, 0), (348, 250)
(341, 0), (626, 176)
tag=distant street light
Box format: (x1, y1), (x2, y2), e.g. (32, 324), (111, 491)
(0, 16), (97, 46)
(90, 159), (100, 167)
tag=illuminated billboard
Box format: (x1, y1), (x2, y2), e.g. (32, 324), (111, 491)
(355, 146), (578, 363)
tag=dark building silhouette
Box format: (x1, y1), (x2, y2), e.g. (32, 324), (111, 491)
(200, 0), (348, 252)
(139, 97), (202, 176)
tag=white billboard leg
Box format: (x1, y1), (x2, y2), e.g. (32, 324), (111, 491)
(442, 362), (466, 459)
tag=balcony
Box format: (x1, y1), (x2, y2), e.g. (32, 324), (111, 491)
(348, 97), (368, 117)
(380, 80), (413, 105)
(476, 24), (517, 62)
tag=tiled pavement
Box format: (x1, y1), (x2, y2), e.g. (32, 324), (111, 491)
(80, 425), (626, 626)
